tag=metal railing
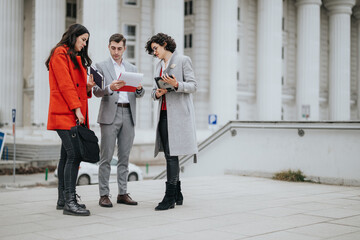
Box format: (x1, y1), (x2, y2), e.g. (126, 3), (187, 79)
(154, 121), (360, 179)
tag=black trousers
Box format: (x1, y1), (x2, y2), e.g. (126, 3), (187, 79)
(56, 130), (81, 195)
(158, 110), (179, 185)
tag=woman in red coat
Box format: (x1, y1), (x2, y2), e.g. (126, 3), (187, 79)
(45, 23), (95, 216)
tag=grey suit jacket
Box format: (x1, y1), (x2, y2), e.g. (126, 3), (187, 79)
(151, 51), (198, 157)
(93, 57), (145, 125)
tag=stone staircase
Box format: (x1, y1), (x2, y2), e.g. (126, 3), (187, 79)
(2, 142), (60, 168)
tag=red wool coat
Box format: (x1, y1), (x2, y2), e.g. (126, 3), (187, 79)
(47, 46), (91, 130)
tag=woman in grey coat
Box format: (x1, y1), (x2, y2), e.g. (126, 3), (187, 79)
(145, 33), (198, 211)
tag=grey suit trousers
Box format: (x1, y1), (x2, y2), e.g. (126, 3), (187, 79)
(98, 106), (135, 196)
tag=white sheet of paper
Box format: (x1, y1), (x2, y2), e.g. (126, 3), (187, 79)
(118, 72), (143, 87)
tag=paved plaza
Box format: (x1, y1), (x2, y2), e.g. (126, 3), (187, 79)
(0, 175), (360, 240)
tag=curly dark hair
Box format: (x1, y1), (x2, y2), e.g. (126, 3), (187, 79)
(145, 33), (176, 55)
(45, 23), (92, 70)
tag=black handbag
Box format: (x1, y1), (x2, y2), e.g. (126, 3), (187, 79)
(70, 124), (100, 163)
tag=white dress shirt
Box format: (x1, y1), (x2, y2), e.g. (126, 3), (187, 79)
(109, 58), (129, 103)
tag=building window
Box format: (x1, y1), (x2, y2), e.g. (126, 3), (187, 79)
(123, 24), (137, 65)
(184, 0), (193, 16)
(66, 0), (76, 29)
(184, 34), (193, 49)
(237, 39), (240, 52)
(124, 24), (136, 41)
(236, 104), (240, 120)
(282, 17), (285, 31)
(237, 71), (239, 81)
(237, 7), (240, 21)
(66, 1), (76, 18)
(124, 0), (137, 6)
(282, 47), (284, 59)
(126, 45), (135, 59)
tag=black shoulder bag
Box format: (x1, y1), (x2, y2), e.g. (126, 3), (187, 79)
(70, 124), (100, 163)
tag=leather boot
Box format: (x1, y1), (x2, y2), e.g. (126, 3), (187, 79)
(155, 182), (176, 211)
(63, 193), (90, 216)
(74, 193), (87, 209)
(56, 188), (65, 210)
(175, 181), (183, 205)
(57, 191), (86, 210)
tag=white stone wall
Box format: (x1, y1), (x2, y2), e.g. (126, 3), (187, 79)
(0, 0), (24, 126)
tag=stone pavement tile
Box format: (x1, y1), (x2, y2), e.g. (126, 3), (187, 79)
(304, 207), (360, 219)
(36, 223), (122, 240)
(248, 206), (306, 218)
(285, 202), (340, 211)
(0, 222), (57, 238)
(157, 229), (243, 240)
(325, 231), (360, 240)
(287, 222), (360, 238)
(278, 214), (331, 227)
(329, 215), (360, 228)
(1, 232), (52, 240)
(1, 213), (57, 227)
(213, 218), (294, 237)
(158, 218), (231, 233)
(37, 214), (112, 229)
(238, 231), (322, 240)
(207, 212), (274, 226)
(89, 225), (185, 240)
(67, 237), (99, 240)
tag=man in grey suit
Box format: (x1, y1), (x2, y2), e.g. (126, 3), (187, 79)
(93, 33), (144, 207)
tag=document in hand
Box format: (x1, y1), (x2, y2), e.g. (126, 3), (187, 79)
(116, 72), (143, 92)
(90, 66), (104, 89)
(154, 77), (175, 92)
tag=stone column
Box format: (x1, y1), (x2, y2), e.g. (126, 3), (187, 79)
(33, 0), (65, 126)
(324, 0), (356, 120)
(153, 0), (184, 127)
(209, 0), (238, 126)
(82, 0), (118, 126)
(256, 0), (283, 120)
(295, 0), (321, 120)
(0, 0), (24, 126)
(354, 6), (360, 119)
(194, 0), (211, 129)
(154, 0), (184, 54)
(138, 0), (154, 129)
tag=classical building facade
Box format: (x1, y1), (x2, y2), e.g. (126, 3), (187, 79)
(1, 0), (360, 136)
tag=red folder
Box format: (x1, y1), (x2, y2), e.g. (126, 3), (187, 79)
(116, 86), (137, 92)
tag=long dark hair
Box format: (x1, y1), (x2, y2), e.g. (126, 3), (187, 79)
(45, 23), (92, 70)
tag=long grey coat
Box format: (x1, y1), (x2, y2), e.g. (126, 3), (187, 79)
(152, 51), (198, 157)
(93, 58), (145, 125)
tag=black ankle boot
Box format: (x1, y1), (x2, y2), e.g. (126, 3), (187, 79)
(74, 193), (87, 209)
(155, 182), (176, 211)
(63, 193), (90, 216)
(56, 189), (65, 210)
(57, 191), (86, 210)
(175, 181), (183, 205)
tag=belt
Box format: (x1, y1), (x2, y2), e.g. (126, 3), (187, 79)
(117, 103), (130, 108)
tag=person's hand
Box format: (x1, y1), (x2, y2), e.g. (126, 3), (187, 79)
(87, 74), (96, 92)
(75, 108), (85, 124)
(155, 88), (167, 98)
(162, 74), (178, 88)
(137, 84), (143, 90)
(110, 80), (126, 91)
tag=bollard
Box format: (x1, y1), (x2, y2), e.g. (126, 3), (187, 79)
(146, 163), (149, 174)
(45, 168), (48, 181)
